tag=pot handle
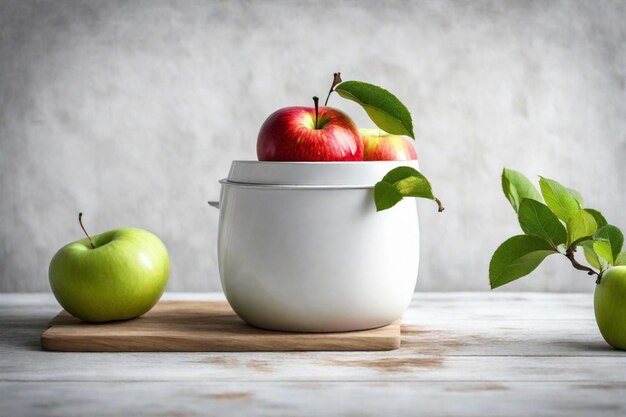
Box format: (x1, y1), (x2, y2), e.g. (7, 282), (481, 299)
(208, 201), (220, 209)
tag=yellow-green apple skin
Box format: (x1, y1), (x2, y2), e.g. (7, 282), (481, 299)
(359, 128), (417, 161)
(594, 266), (626, 350)
(49, 228), (170, 322)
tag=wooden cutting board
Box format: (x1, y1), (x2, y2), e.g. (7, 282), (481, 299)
(40, 300), (400, 352)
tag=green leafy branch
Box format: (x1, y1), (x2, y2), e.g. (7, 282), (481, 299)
(490, 168), (625, 289)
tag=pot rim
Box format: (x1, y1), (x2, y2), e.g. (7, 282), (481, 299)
(226, 160), (421, 187)
(219, 179), (373, 190)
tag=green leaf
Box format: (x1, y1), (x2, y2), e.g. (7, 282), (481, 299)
(566, 210), (597, 246)
(593, 225), (625, 265)
(335, 81), (414, 138)
(538, 177), (582, 222)
(382, 166), (434, 199)
(373, 181), (403, 211)
(568, 188), (584, 207)
(501, 168), (542, 212)
(395, 176), (435, 199)
(517, 199), (567, 248)
(584, 208), (607, 229)
(382, 166), (420, 185)
(582, 241), (605, 270)
(489, 235), (557, 289)
(616, 250), (626, 266)
(593, 241), (613, 265)
(374, 166), (439, 212)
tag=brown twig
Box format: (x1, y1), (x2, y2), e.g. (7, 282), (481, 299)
(324, 72), (342, 106)
(564, 247), (602, 283)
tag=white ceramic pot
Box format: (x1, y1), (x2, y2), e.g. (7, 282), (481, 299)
(213, 161), (420, 332)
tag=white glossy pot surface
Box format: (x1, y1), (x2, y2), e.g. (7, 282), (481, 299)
(216, 161), (420, 332)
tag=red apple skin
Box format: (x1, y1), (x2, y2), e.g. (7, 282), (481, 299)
(257, 107), (363, 162)
(360, 129), (417, 161)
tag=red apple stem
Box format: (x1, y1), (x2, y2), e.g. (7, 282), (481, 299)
(313, 96), (320, 129)
(324, 72), (342, 106)
(564, 246), (602, 283)
(78, 212), (96, 249)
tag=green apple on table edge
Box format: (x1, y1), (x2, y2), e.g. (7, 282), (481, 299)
(49, 213), (170, 322)
(595, 266), (626, 350)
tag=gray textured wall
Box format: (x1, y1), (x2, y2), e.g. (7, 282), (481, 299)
(1, 0), (625, 293)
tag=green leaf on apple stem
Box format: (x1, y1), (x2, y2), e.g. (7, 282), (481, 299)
(538, 176), (581, 222)
(489, 235), (557, 289)
(593, 225), (624, 265)
(501, 168), (542, 212)
(582, 241), (606, 270)
(335, 81), (415, 138)
(517, 198), (567, 248)
(566, 210), (598, 247)
(493, 169), (619, 288)
(374, 166), (439, 212)
(584, 208), (608, 229)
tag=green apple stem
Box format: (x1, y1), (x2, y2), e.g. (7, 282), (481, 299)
(313, 96), (319, 129)
(564, 247), (602, 283)
(78, 212), (96, 249)
(324, 72), (342, 106)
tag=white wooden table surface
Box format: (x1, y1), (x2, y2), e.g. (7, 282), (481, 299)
(1, 292), (625, 417)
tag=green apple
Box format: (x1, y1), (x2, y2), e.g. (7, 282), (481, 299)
(49, 216), (170, 322)
(594, 266), (626, 350)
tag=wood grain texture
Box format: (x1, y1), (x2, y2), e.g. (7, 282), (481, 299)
(40, 300), (401, 352)
(3, 292), (626, 417)
(2, 381), (625, 417)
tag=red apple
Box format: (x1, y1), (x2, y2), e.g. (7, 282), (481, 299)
(360, 128), (417, 161)
(257, 100), (363, 161)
